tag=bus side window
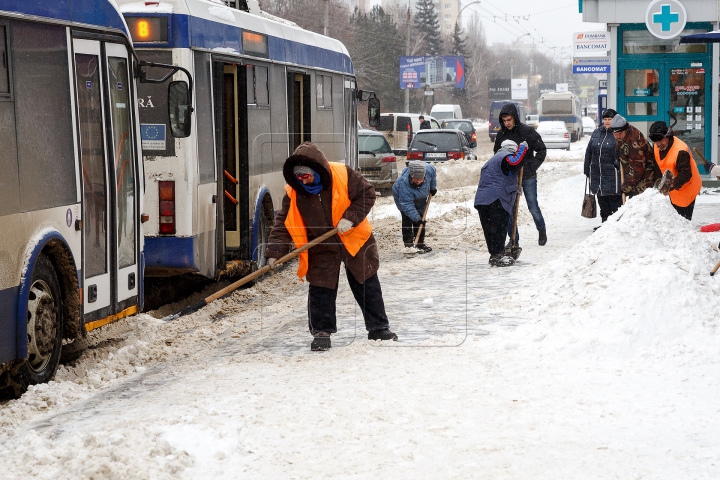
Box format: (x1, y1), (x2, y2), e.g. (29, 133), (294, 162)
(0, 25), (8, 95)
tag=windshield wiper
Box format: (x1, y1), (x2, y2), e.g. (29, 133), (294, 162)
(359, 151), (377, 156)
(419, 140), (437, 147)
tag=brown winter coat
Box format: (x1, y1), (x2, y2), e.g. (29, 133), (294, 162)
(616, 125), (660, 196)
(265, 142), (380, 289)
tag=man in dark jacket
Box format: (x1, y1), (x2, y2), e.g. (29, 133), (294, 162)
(584, 108), (622, 227)
(264, 142), (397, 351)
(493, 103), (548, 246)
(418, 115), (431, 130)
(392, 160), (437, 252)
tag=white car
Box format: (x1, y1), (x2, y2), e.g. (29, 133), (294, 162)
(537, 121), (571, 150)
(582, 116), (597, 136)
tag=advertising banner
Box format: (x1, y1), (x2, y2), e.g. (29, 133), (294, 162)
(488, 79), (511, 100)
(572, 56), (611, 74)
(400, 56), (465, 89)
(511, 78), (528, 100)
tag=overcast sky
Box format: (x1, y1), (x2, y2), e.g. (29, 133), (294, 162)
(372, 0), (606, 62)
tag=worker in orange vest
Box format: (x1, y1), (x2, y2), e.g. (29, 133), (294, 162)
(264, 142), (397, 351)
(649, 121), (702, 220)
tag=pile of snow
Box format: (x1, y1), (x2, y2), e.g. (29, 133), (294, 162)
(499, 189), (720, 360)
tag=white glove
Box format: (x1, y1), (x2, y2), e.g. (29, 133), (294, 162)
(711, 164), (720, 179)
(267, 258), (276, 269)
(337, 218), (353, 234)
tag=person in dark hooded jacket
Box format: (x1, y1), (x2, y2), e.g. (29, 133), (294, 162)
(493, 103), (548, 247)
(264, 142), (397, 351)
(584, 108), (622, 228)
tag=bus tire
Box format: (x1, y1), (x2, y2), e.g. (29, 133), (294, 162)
(9, 254), (64, 397)
(256, 197), (274, 268)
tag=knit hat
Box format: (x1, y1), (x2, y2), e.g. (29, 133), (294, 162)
(293, 165), (314, 177)
(500, 139), (518, 154)
(602, 108), (617, 119)
(408, 160), (426, 179)
(648, 120), (671, 141)
(610, 114), (628, 133)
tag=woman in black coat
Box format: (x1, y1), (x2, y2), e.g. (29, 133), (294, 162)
(584, 109), (623, 226)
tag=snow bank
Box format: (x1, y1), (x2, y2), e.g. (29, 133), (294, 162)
(499, 189), (720, 361)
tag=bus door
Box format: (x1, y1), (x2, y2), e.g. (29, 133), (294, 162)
(216, 63), (249, 261)
(74, 39), (139, 321)
(287, 71), (311, 152)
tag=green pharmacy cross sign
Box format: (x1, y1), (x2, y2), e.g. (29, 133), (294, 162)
(646, 0), (687, 40)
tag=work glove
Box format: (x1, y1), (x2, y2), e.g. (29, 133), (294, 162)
(337, 218), (353, 234)
(429, 189), (437, 196)
(658, 171), (674, 195)
(267, 258), (276, 269)
(703, 162), (716, 174)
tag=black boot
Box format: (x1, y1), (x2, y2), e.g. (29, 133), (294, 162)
(311, 333), (331, 351)
(416, 243), (432, 253)
(368, 329), (398, 341)
(538, 230), (547, 246)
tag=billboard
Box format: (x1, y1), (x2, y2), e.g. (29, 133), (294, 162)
(400, 56), (465, 89)
(539, 83), (556, 95)
(488, 79), (511, 100)
(511, 78), (528, 100)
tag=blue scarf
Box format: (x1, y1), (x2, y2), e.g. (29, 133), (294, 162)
(299, 168), (323, 194)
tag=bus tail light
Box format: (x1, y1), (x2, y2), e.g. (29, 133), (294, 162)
(158, 180), (175, 234)
(407, 151), (424, 160)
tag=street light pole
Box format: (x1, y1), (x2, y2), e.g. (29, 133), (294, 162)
(455, 0), (481, 31)
(404, 0), (411, 112)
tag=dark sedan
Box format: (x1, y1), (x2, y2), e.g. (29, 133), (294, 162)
(440, 119), (477, 147)
(406, 129), (474, 162)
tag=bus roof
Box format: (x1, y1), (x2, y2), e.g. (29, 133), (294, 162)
(0, 0), (129, 36)
(119, 0), (354, 75)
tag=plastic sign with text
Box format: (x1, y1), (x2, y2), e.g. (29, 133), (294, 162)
(572, 56), (611, 74)
(573, 31), (610, 54)
(400, 56), (465, 89)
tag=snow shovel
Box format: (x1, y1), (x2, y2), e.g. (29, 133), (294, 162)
(507, 166), (524, 261)
(161, 228), (339, 322)
(404, 194), (433, 255)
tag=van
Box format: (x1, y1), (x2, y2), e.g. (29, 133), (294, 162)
(430, 104), (462, 121)
(377, 113), (441, 156)
(488, 100), (525, 141)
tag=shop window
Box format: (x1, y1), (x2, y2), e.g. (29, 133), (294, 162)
(622, 29), (707, 54)
(624, 69), (659, 97)
(627, 102), (658, 116)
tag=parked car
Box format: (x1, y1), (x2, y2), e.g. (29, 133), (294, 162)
(357, 129), (397, 190)
(582, 116), (597, 136)
(488, 100), (525, 141)
(536, 121), (571, 150)
(406, 129), (474, 162)
(525, 114), (539, 129)
(440, 119), (477, 147)
(378, 113), (441, 156)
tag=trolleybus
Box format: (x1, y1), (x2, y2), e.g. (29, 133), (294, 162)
(119, 0), (378, 280)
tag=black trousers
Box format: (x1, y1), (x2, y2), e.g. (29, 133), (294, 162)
(672, 200), (695, 221)
(401, 212), (425, 245)
(597, 194), (623, 222)
(308, 266), (390, 335)
(476, 200), (511, 256)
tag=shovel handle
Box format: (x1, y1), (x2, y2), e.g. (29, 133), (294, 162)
(162, 228), (339, 321)
(511, 167), (524, 247)
(414, 194), (433, 245)
(711, 258), (720, 276)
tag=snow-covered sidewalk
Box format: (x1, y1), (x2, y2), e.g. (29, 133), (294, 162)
(3, 140), (720, 479)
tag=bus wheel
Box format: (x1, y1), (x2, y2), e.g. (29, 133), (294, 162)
(15, 255), (63, 394)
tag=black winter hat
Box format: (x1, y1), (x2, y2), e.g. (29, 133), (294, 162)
(648, 121), (671, 141)
(602, 108), (617, 119)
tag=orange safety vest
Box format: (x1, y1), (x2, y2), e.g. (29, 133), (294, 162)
(284, 162), (373, 279)
(653, 137), (701, 208)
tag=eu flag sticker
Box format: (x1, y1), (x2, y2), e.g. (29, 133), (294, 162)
(141, 124), (166, 151)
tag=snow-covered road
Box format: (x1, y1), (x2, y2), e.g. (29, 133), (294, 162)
(3, 137), (720, 479)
